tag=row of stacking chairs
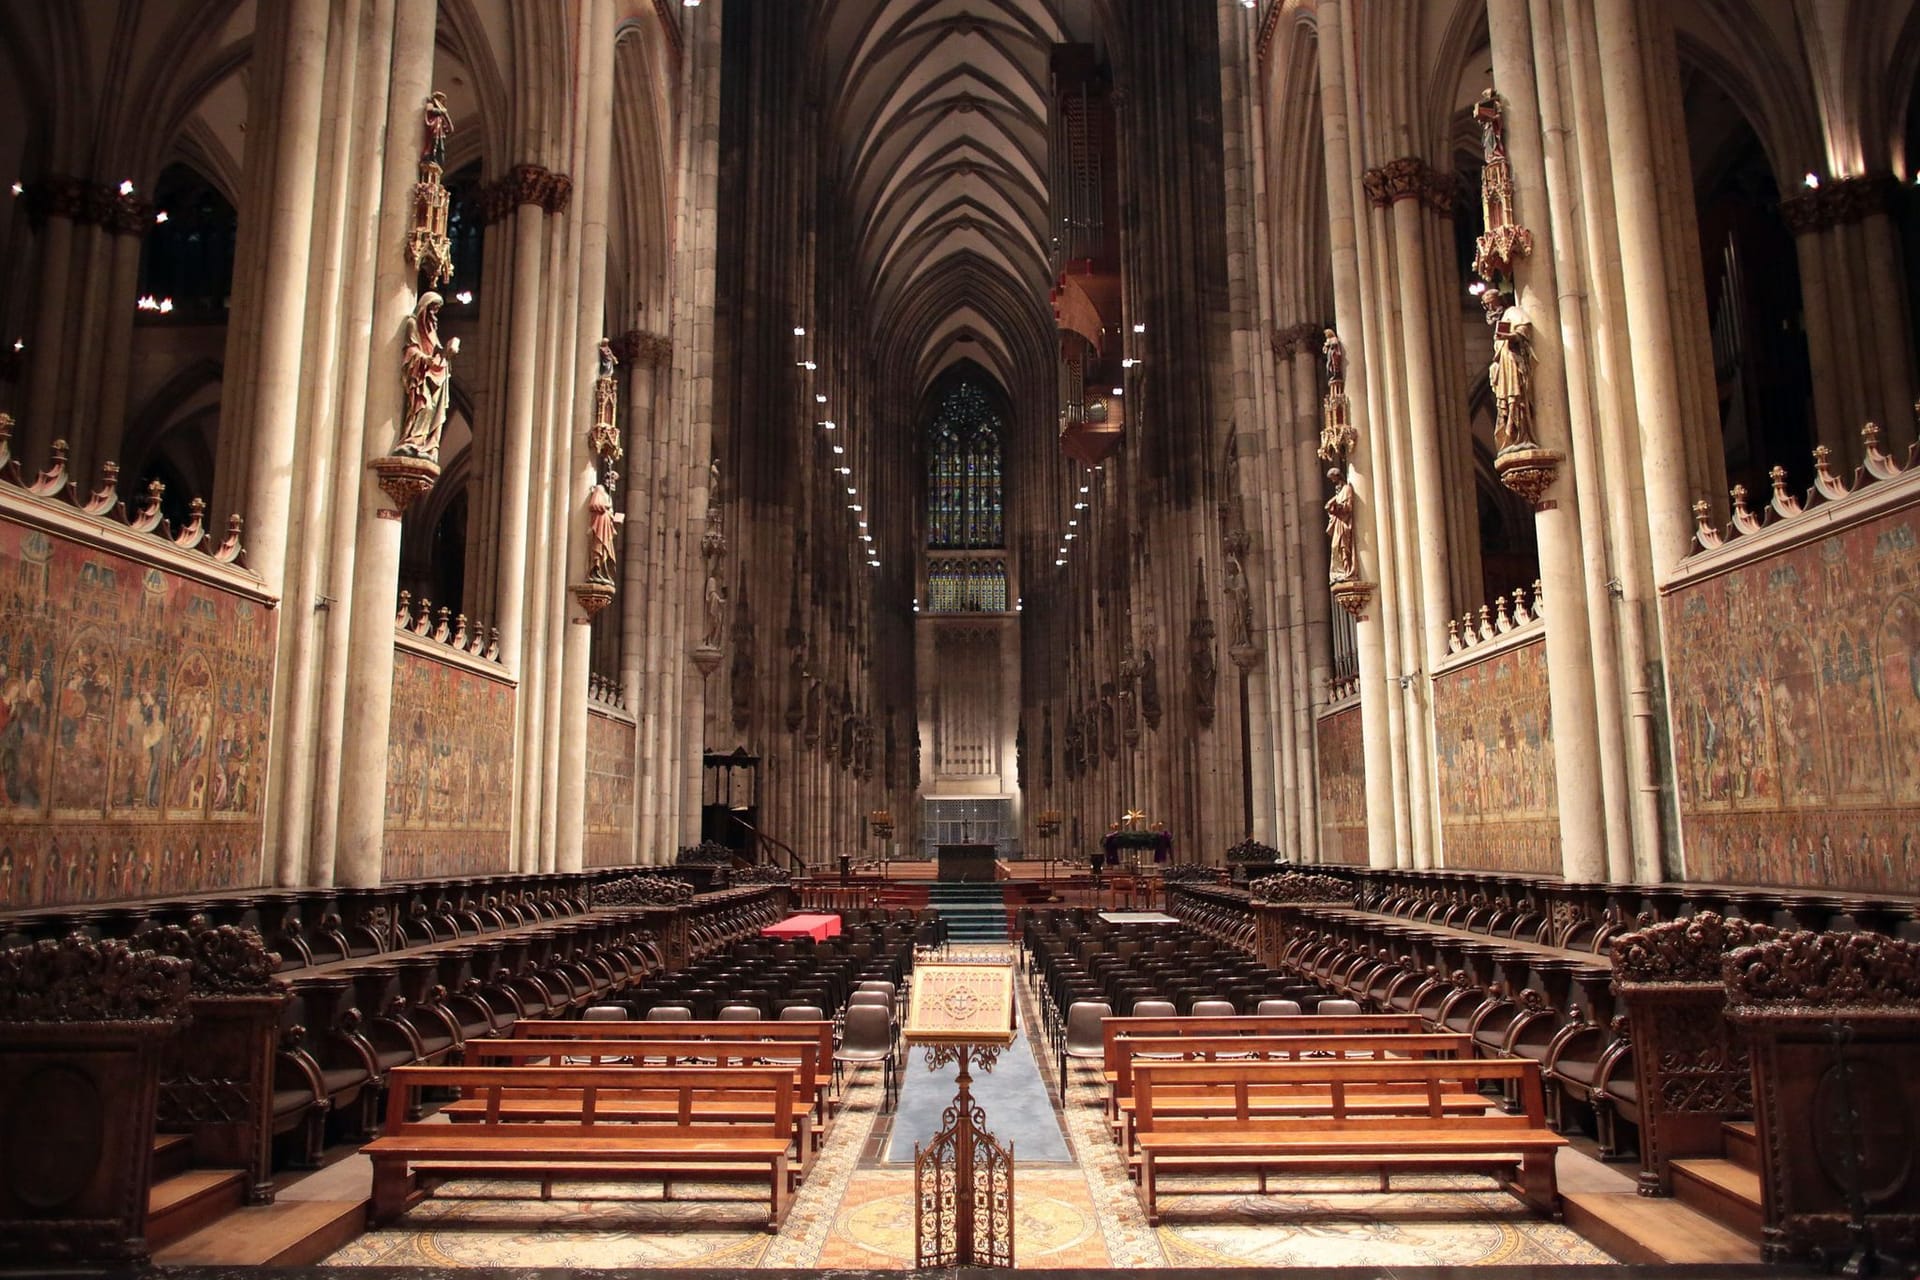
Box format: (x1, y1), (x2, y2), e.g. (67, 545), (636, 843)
(1022, 910), (1329, 1051)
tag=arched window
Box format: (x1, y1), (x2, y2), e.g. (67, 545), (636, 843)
(926, 380), (1004, 550)
(138, 164), (237, 321)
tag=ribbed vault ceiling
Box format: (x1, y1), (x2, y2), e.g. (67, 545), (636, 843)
(817, 0), (1093, 394)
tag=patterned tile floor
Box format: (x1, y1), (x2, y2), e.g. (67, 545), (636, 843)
(324, 945), (1617, 1269)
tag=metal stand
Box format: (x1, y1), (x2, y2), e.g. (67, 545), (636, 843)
(914, 1041), (1013, 1269)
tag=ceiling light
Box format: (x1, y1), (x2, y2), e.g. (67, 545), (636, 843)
(816, 394), (827, 403)
(7, 183), (21, 196)
(1111, 387), (1124, 397)
(792, 326), (806, 336)
(851, 504), (862, 512)
(118, 180), (134, 195)
(832, 444), (844, 454)
(847, 486), (857, 494)
(1074, 502), (1087, 510)
(803, 360), (817, 371)
(154, 210), (169, 223)
(868, 559), (880, 567)
(1068, 519), (1077, 526)
(821, 420), (836, 430)
(11, 339), (23, 352)
(1803, 172), (1820, 189)
(838, 466), (851, 474)
(1132, 322), (1145, 334)
(1064, 533), (1076, 540)
(1120, 357), (1136, 368)
(861, 534), (873, 541)
(1055, 558), (1067, 566)
(455, 290), (474, 304)
(1079, 486), (1089, 494)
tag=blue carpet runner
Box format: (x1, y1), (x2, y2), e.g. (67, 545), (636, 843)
(882, 1014), (1071, 1163)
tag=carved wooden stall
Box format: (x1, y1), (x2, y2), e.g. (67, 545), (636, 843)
(1725, 931), (1920, 1265)
(135, 915), (288, 1204)
(0, 934), (190, 1265)
(1608, 913), (1773, 1195)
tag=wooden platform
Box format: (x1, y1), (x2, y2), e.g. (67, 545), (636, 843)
(151, 1197), (367, 1266)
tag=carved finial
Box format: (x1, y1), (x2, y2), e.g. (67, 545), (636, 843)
(130, 477), (166, 532)
(1478, 604), (1494, 642)
(1511, 587), (1530, 625)
(1531, 579), (1544, 615)
(1448, 618), (1463, 653)
(1769, 465), (1803, 519)
(212, 513), (245, 563)
(1495, 593), (1513, 632)
(487, 627), (501, 661)
(173, 496), (207, 548)
(1863, 420), (1904, 482)
(31, 438), (70, 497)
(396, 591), (413, 627)
(469, 622), (487, 655)
(1692, 498), (1722, 551)
(1813, 444), (1850, 501)
(1729, 483), (1761, 536)
(414, 597), (434, 635)
(82, 460), (121, 515)
(452, 613), (468, 648)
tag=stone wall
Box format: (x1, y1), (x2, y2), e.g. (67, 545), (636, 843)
(383, 644), (515, 880)
(1665, 498), (1920, 893)
(1431, 634), (1561, 875)
(1315, 703), (1368, 864)
(585, 707), (636, 867)
(0, 514), (275, 909)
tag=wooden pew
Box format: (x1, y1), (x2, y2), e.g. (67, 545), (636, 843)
(1105, 1031), (1482, 1152)
(452, 1038), (823, 1167)
(366, 1064), (795, 1231)
(1130, 1056), (1565, 1225)
(1099, 1012), (1429, 1085)
(513, 1019), (836, 1118)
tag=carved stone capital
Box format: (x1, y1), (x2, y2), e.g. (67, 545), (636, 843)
(620, 329), (673, 368)
(541, 172), (574, 215)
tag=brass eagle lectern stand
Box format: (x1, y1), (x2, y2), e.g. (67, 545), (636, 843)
(906, 963), (1018, 1269)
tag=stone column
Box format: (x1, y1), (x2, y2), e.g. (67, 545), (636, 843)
(90, 204), (149, 478)
(332, 0), (437, 887)
(20, 178), (79, 463)
(304, 0), (398, 887)
(554, 0), (617, 874)
(1316, 0), (1395, 869)
(242, 0), (332, 598)
(1489, 0), (1611, 883)
(1593, 0), (1704, 580)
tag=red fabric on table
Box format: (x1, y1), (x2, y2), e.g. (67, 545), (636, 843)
(760, 912), (842, 942)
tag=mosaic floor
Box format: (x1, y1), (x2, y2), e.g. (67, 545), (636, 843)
(324, 946), (1617, 1269)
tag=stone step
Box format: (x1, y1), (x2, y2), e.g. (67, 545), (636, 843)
(151, 1132), (195, 1183)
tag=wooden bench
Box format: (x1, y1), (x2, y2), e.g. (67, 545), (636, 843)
(512, 1019), (836, 1118)
(365, 1064), (795, 1230)
(1130, 1056), (1565, 1225)
(452, 1038), (822, 1168)
(1106, 1032), (1481, 1151)
(1099, 1012), (1429, 1086)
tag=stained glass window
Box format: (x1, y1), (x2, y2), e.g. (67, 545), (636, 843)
(927, 380), (1004, 550)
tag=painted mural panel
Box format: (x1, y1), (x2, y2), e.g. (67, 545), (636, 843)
(1315, 704), (1369, 865)
(1432, 636), (1560, 875)
(585, 708), (636, 867)
(0, 516), (274, 909)
(1665, 502), (1920, 893)
(383, 646), (515, 881)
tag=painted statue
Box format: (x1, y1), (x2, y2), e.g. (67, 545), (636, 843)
(703, 574), (728, 649)
(586, 474), (618, 585)
(1326, 467), (1357, 582)
(393, 291), (458, 460)
(423, 91), (454, 169)
(1322, 327), (1345, 389)
(1488, 298), (1536, 452)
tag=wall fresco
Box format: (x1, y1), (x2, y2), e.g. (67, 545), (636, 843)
(1431, 635), (1561, 875)
(585, 708), (636, 867)
(1665, 501), (1920, 893)
(384, 645), (515, 881)
(0, 515), (275, 909)
(1315, 703), (1369, 865)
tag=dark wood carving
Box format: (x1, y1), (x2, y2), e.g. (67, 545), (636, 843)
(1609, 913), (1774, 1196)
(1726, 931), (1920, 1264)
(135, 917), (287, 1204)
(0, 934), (189, 1265)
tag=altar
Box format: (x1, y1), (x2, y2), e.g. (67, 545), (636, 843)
(937, 842), (997, 883)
